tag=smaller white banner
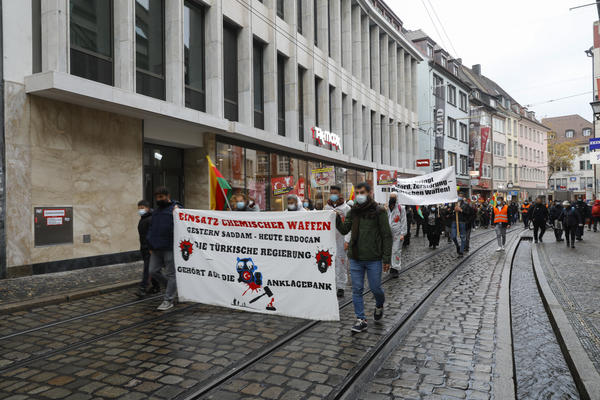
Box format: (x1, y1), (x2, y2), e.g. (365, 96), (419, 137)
(590, 151), (600, 165)
(375, 167), (458, 205)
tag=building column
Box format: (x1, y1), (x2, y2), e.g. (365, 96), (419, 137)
(316, 0), (329, 54)
(114, 0), (135, 91)
(351, 5), (361, 80)
(353, 101), (362, 158)
(165, 0), (184, 106)
(331, 87), (342, 144)
(342, 94), (353, 156)
(404, 123), (411, 169)
(263, 4), (278, 135)
(390, 43), (397, 106)
(285, 2), (299, 139)
(397, 48), (405, 107)
(380, 34), (389, 98)
(373, 111), (381, 163)
(41, 0), (68, 73)
(205, 1), (224, 118)
(341, 0), (352, 70)
(404, 53), (412, 113)
(361, 13), (370, 88)
(370, 25), (380, 93)
(302, 0), (314, 44)
(411, 58), (418, 115)
(382, 116), (390, 165)
(391, 120), (399, 167)
(329, 0), (341, 64)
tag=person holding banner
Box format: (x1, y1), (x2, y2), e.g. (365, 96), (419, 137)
(336, 182), (392, 333)
(387, 193), (407, 278)
(324, 186), (351, 298)
(286, 194), (305, 211)
(231, 193), (259, 212)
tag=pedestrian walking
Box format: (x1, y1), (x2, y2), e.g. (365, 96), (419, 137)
(440, 204), (453, 242)
(574, 196), (589, 241)
(492, 197), (511, 251)
(509, 201), (519, 225)
(591, 199), (600, 232)
(324, 185), (351, 298)
(136, 200), (160, 298)
(147, 186), (182, 311)
(549, 200), (564, 242)
(450, 192), (469, 257)
(424, 205), (442, 249)
(335, 182), (392, 333)
(387, 193), (407, 278)
(530, 196), (549, 243)
(403, 206), (413, 248)
(560, 201), (582, 249)
(521, 200), (531, 229)
(414, 205), (424, 237)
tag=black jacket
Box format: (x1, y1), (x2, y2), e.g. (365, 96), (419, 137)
(147, 201), (183, 251)
(529, 203), (549, 223)
(574, 200), (590, 220)
(138, 211), (152, 250)
(549, 205), (563, 222)
(560, 207), (582, 227)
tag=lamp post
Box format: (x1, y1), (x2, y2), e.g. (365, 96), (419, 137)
(590, 100), (600, 199)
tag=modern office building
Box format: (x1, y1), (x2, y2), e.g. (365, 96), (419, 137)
(0, 0), (422, 277)
(408, 30), (471, 189)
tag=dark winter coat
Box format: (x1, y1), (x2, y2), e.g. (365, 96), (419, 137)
(147, 201), (182, 251)
(560, 207), (582, 228)
(549, 205), (563, 222)
(574, 200), (590, 220)
(529, 203), (549, 224)
(138, 211), (152, 250)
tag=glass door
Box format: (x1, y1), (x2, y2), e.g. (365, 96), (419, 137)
(143, 143), (184, 207)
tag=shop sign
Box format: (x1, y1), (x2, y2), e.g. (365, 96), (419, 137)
(432, 161), (442, 171)
(271, 176), (295, 196)
(569, 177), (577, 182)
(311, 127), (341, 151)
(310, 166), (335, 187)
(376, 170), (397, 185)
(589, 138), (600, 151)
(416, 159), (430, 167)
(469, 170), (480, 177)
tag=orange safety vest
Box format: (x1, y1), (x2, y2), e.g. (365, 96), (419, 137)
(494, 205), (509, 224)
(521, 204), (531, 213)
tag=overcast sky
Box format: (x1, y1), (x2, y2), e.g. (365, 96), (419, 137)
(391, 0), (598, 122)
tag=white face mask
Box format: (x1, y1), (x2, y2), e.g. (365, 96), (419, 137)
(288, 204), (297, 211)
(138, 209), (147, 216)
(356, 194), (368, 204)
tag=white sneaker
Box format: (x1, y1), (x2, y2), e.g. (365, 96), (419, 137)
(157, 300), (174, 311)
(496, 247), (502, 252)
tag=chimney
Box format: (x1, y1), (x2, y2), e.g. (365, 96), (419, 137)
(472, 64), (481, 75)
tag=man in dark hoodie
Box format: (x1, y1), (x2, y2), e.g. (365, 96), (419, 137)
(549, 200), (564, 242)
(560, 201), (582, 249)
(147, 186), (182, 311)
(136, 200), (160, 298)
(574, 196), (589, 241)
(336, 182), (392, 334)
(530, 196), (549, 243)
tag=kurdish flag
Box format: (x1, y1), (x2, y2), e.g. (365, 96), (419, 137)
(207, 156), (233, 210)
(491, 192), (498, 207)
(416, 205), (424, 219)
(348, 184), (355, 201)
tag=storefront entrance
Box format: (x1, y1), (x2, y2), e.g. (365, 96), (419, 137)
(143, 143), (184, 207)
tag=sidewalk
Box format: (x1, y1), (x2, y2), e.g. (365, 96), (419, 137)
(537, 230), (600, 375)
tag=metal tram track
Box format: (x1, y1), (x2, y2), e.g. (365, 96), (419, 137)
(179, 228), (513, 400)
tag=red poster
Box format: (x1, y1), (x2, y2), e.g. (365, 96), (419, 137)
(291, 177), (306, 200)
(376, 170), (397, 186)
(479, 126), (490, 177)
(271, 176), (295, 196)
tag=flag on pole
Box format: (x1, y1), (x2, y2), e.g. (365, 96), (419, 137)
(491, 192), (497, 208)
(416, 205), (424, 219)
(348, 184), (355, 201)
(207, 156), (233, 210)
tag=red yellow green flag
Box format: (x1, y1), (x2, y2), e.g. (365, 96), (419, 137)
(207, 156), (233, 210)
(348, 184), (355, 201)
(491, 192), (497, 208)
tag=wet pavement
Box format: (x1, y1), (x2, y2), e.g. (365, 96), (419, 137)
(510, 240), (579, 399)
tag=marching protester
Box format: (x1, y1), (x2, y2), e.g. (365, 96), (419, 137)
(592, 199), (600, 232)
(530, 196), (549, 243)
(403, 206), (414, 248)
(147, 186), (182, 311)
(414, 205), (424, 237)
(491, 196), (511, 251)
(303, 198), (315, 210)
(450, 192), (470, 257)
(136, 200), (160, 298)
(387, 192), (407, 278)
(424, 204), (442, 249)
(480, 202), (491, 229)
(336, 182), (392, 333)
(549, 200), (564, 242)
(521, 199), (531, 229)
(574, 196), (589, 241)
(286, 194), (305, 211)
(509, 201), (519, 225)
(440, 204), (453, 243)
(561, 201), (583, 249)
(324, 185), (351, 297)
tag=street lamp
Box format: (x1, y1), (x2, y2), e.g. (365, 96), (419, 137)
(590, 100), (600, 120)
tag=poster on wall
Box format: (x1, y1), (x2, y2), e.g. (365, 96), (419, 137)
(376, 170), (398, 185)
(310, 167), (335, 187)
(173, 209), (339, 321)
(479, 127), (490, 177)
(271, 176), (295, 196)
(374, 167), (458, 205)
(34, 207), (73, 246)
(290, 177), (307, 200)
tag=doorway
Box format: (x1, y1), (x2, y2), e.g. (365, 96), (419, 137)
(143, 143), (184, 207)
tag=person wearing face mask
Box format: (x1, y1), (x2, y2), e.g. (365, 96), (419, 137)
(491, 196), (511, 251)
(286, 194), (305, 211)
(521, 199), (531, 229)
(136, 200), (160, 298)
(231, 193), (259, 212)
(336, 182), (392, 333)
(450, 191), (470, 257)
(147, 187), (182, 311)
(560, 201), (582, 249)
(324, 185), (351, 297)
(387, 192), (407, 278)
(530, 196), (549, 243)
(303, 198), (315, 211)
(424, 204), (442, 249)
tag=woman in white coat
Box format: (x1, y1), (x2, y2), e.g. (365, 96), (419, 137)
(387, 193), (407, 278)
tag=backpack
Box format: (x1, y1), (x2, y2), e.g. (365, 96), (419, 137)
(427, 211), (437, 226)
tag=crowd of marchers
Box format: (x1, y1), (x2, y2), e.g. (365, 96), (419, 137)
(131, 185), (600, 333)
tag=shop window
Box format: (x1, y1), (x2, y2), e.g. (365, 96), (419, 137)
(135, 0), (165, 99)
(184, 1), (205, 111)
(270, 154), (291, 210)
(216, 142), (245, 203)
(246, 148), (269, 210)
(70, 0), (113, 85)
(223, 22), (239, 121)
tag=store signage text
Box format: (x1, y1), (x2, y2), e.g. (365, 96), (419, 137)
(416, 159), (430, 167)
(312, 127), (341, 151)
(434, 109), (445, 138)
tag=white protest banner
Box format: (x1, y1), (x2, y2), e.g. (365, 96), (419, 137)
(374, 167), (458, 205)
(173, 209), (340, 321)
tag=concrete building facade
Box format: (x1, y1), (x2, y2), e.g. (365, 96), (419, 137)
(0, 0), (422, 277)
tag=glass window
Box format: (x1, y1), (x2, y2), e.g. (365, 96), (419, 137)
(253, 41), (264, 129)
(459, 92), (467, 111)
(290, 157), (309, 202)
(216, 143), (245, 204)
(223, 22), (239, 121)
(298, 67), (305, 142)
(313, 0), (318, 46)
(270, 154), (290, 210)
(297, 0), (302, 34)
(136, 0), (165, 99)
(583, 128), (592, 137)
(277, 55), (286, 136)
(448, 117), (456, 138)
(70, 0), (113, 85)
(277, 0), (284, 19)
(447, 85), (456, 105)
(459, 123), (467, 142)
(460, 155), (467, 175)
(448, 151), (457, 173)
(245, 148), (269, 210)
(587, 177), (594, 188)
(184, 1), (205, 111)
(565, 129), (574, 138)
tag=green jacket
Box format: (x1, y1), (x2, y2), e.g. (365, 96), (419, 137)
(336, 206), (393, 264)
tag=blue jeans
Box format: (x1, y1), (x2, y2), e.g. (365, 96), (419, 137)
(450, 221), (467, 254)
(349, 259), (385, 320)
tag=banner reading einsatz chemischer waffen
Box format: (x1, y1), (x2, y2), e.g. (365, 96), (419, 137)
(173, 209), (339, 321)
(374, 167), (458, 205)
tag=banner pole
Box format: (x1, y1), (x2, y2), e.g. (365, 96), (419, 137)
(220, 184), (232, 211)
(455, 204), (460, 239)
